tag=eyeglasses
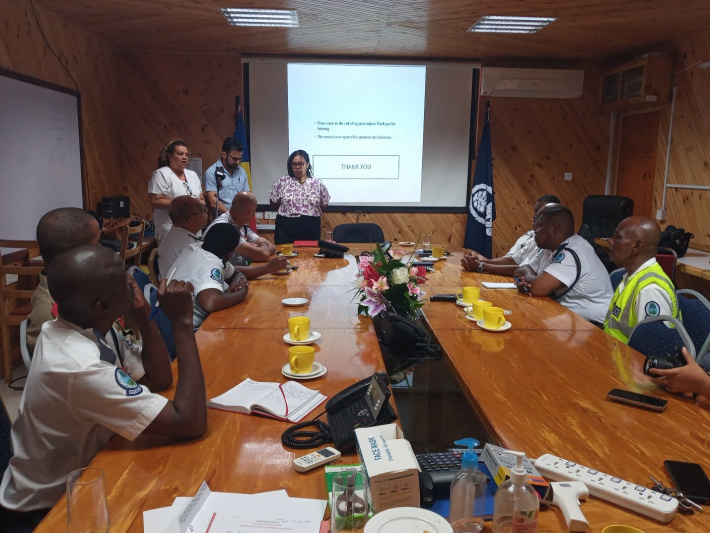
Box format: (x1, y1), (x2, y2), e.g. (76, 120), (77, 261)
(182, 181), (195, 196)
(187, 206), (208, 217)
(292, 162), (307, 167)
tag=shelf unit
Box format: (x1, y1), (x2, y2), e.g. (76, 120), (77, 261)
(600, 55), (672, 110)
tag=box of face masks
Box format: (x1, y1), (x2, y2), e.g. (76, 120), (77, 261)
(355, 423), (420, 512)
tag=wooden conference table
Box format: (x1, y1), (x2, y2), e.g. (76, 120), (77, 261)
(37, 247), (710, 532)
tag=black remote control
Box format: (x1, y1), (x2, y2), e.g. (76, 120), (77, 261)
(431, 294), (457, 301)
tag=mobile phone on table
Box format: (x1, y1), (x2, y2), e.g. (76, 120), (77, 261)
(664, 460), (710, 503)
(607, 388), (668, 412)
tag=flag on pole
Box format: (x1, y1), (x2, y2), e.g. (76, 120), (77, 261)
(464, 101), (495, 257)
(234, 95), (257, 232)
(234, 96), (252, 192)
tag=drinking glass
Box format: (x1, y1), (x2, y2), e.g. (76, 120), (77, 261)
(331, 470), (369, 533)
(67, 468), (110, 533)
(421, 233), (432, 251)
(325, 230), (334, 242)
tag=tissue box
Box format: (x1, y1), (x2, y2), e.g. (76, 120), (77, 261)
(481, 443), (549, 499)
(355, 423), (420, 512)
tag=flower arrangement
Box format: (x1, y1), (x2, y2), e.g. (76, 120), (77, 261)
(355, 243), (428, 319)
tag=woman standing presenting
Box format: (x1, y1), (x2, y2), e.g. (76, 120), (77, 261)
(148, 139), (205, 242)
(269, 150), (330, 244)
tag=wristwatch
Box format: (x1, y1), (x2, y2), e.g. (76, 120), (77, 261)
(477, 262), (485, 273)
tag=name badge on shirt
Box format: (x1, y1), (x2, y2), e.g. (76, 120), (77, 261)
(115, 368), (143, 397)
(611, 305), (621, 318)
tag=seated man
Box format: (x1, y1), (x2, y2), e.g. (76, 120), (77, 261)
(204, 191), (276, 264)
(604, 216), (679, 343)
(514, 204), (613, 324)
(0, 246), (206, 528)
(461, 194), (560, 276)
(26, 208), (102, 354)
(171, 223), (249, 328)
(158, 196), (208, 277)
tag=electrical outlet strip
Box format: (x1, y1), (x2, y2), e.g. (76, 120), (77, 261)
(534, 454), (678, 523)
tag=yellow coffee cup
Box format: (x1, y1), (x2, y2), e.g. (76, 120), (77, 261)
(432, 245), (445, 259)
(288, 345), (315, 374)
(457, 286), (480, 304)
(483, 307), (506, 329)
(281, 244), (293, 255)
(467, 300), (492, 320)
(288, 316), (310, 341)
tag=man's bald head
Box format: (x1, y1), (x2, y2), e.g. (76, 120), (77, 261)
(609, 216), (662, 270)
(229, 192), (257, 226)
(47, 245), (130, 329)
(36, 208), (102, 267)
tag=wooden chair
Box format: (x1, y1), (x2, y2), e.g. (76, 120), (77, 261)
(118, 222), (145, 267)
(147, 248), (160, 285)
(1, 263), (42, 383)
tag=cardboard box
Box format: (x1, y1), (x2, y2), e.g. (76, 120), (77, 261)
(355, 423), (420, 512)
(481, 443), (549, 499)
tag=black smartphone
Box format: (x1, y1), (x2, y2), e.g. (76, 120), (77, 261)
(431, 294), (457, 301)
(607, 388), (668, 412)
(664, 461), (710, 503)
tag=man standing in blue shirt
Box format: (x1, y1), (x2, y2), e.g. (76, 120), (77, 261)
(204, 137), (249, 218)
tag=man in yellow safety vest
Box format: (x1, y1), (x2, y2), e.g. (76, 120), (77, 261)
(604, 216), (679, 343)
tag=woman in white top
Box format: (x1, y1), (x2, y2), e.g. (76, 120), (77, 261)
(148, 139), (205, 242)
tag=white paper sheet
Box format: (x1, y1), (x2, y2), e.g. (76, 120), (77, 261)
(481, 282), (517, 289)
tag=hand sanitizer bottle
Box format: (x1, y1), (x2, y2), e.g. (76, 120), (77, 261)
(449, 438), (487, 533)
(492, 451), (539, 533)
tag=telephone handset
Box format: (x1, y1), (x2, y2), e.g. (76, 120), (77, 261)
(326, 372), (398, 451)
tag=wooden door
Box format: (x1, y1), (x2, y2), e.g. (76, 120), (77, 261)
(615, 111), (660, 217)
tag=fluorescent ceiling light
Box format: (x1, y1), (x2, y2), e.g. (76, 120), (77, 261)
(468, 15), (556, 34)
(220, 8), (299, 27)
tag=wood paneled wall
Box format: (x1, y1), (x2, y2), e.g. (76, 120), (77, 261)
(0, 0), (123, 212)
(652, 31), (710, 250)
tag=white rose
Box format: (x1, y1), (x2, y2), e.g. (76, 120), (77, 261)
(391, 267), (409, 285)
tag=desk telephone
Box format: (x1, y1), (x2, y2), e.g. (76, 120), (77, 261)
(281, 373), (397, 450)
(326, 372), (397, 450)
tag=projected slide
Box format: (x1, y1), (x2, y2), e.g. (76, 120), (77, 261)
(288, 63), (426, 203)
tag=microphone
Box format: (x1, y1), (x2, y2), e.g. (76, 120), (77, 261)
(214, 167), (225, 189)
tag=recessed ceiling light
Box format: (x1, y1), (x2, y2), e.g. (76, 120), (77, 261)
(468, 15), (556, 34)
(220, 8), (299, 27)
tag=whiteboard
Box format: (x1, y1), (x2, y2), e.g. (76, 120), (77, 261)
(0, 70), (84, 240)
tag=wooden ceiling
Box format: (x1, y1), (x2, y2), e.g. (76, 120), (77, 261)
(34, 0), (710, 63)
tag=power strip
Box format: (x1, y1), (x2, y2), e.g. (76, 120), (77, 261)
(534, 454), (678, 523)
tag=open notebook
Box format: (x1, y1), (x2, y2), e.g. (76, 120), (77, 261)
(208, 378), (327, 423)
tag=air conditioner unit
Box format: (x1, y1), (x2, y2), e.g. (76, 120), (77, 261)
(481, 68), (584, 98)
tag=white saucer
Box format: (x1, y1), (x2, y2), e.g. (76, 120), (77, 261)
(419, 256), (439, 262)
(282, 297), (309, 307)
(476, 319), (512, 332)
(464, 313), (482, 322)
(456, 298), (483, 307)
(283, 331), (322, 345)
(278, 252), (297, 257)
(364, 507), (453, 533)
(313, 253), (326, 258)
(398, 241), (416, 246)
(281, 362), (326, 380)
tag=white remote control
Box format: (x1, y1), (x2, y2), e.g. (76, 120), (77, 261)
(293, 447), (342, 472)
(534, 454), (678, 523)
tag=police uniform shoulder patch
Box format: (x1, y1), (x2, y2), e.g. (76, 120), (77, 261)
(645, 301), (661, 317)
(210, 268), (223, 282)
(553, 252), (565, 263)
(115, 368), (143, 396)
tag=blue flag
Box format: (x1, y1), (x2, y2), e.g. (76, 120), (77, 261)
(464, 102), (495, 257)
(234, 100), (252, 191)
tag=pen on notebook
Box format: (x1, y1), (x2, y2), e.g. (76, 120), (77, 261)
(149, 266), (176, 320)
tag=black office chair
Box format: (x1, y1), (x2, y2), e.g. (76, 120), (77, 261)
(332, 223), (385, 244)
(577, 195), (634, 272)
